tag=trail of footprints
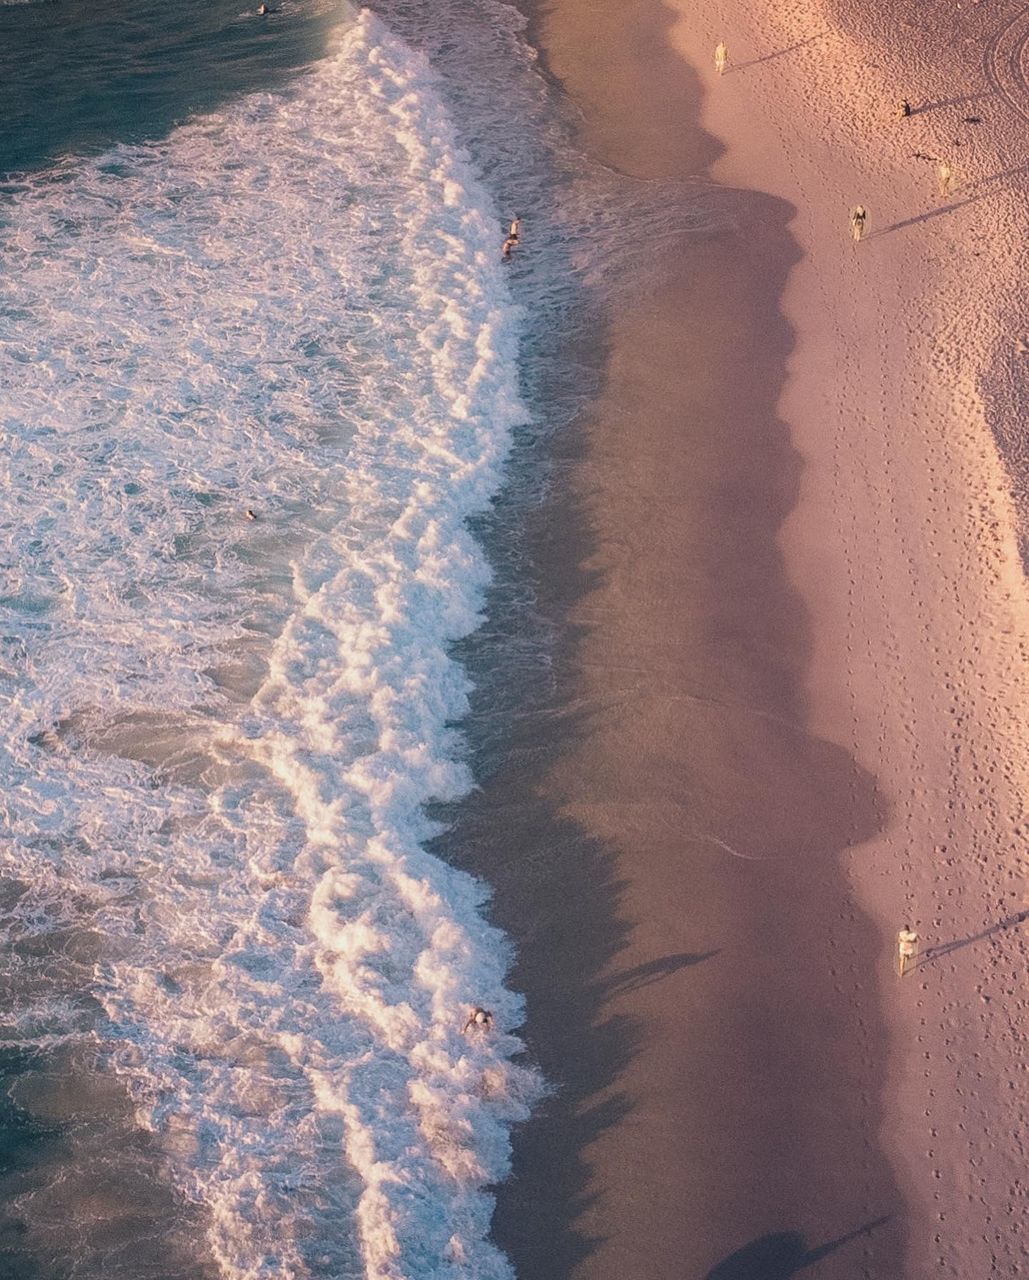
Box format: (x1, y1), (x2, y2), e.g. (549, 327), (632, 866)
(711, 0), (1029, 1273)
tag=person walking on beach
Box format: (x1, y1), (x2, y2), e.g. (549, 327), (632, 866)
(896, 98), (912, 119)
(463, 1007), (494, 1033)
(937, 159), (956, 196)
(714, 41), (728, 76)
(850, 204), (867, 241)
(897, 926), (918, 977)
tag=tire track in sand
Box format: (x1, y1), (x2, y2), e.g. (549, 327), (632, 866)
(983, 5), (1029, 125)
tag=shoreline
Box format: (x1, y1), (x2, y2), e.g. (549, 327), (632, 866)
(465, 0), (1029, 1276)
(451, 0), (906, 1273)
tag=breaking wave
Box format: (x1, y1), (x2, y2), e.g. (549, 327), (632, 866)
(0, 9), (541, 1277)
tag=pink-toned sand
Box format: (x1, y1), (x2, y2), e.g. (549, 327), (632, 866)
(478, 0), (1029, 1276)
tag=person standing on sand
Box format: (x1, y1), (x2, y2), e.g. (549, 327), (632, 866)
(937, 159), (956, 196)
(850, 205), (867, 241)
(897, 926), (918, 976)
(714, 41), (728, 76)
(896, 98), (912, 119)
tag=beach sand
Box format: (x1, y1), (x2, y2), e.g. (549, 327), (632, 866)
(456, 0), (1029, 1276)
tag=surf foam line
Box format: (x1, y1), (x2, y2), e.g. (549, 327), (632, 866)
(0, 9), (541, 1277)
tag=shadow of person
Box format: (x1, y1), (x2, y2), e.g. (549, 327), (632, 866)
(704, 1218), (891, 1279)
(872, 161), (1029, 238)
(918, 908), (1029, 966)
(911, 90), (992, 116)
(600, 950), (720, 998)
(730, 29), (831, 73)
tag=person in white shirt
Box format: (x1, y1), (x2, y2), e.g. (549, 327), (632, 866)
(850, 205), (867, 241)
(897, 926), (918, 976)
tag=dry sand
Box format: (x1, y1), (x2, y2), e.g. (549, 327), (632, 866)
(468, 0), (1029, 1277)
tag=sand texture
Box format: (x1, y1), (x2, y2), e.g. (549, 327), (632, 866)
(477, 0), (1029, 1276)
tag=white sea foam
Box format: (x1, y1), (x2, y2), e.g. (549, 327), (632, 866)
(0, 9), (541, 1276)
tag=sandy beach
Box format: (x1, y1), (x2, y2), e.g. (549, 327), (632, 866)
(463, 0), (1029, 1276)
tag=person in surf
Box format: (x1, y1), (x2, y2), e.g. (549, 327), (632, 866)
(501, 215), (521, 261)
(462, 1007), (494, 1033)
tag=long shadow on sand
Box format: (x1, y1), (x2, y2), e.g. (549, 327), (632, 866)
(729, 30), (831, 73)
(871, 162), (1029, 237)
(703, 1218), (892, 1280)
(910, 91), (992, 116)
(916, 908), (1029, 967)
(601, 951), (720, 996)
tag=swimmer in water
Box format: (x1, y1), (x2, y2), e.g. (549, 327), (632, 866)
(501, 215), (521, 261)
(462, 1007), (494, 1033)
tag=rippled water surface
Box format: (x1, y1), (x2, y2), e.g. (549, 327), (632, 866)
(1, 6), (546, 1276)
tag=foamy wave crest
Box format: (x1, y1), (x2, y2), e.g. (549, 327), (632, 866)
(0, 8), (540, 1276)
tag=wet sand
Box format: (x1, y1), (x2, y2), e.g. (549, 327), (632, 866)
(476, 231), (905, 1277)
(448, 0), (904, 1275)
(447, 0), (1029, 1276)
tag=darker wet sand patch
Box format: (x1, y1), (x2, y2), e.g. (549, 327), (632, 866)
(439, 0), (907, 1274)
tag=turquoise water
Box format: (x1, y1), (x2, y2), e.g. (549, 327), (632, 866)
(0, 0), (337, 173)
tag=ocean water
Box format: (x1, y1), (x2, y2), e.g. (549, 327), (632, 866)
(0, 0), (713, 1275)
(0, 2), (545, 1275)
